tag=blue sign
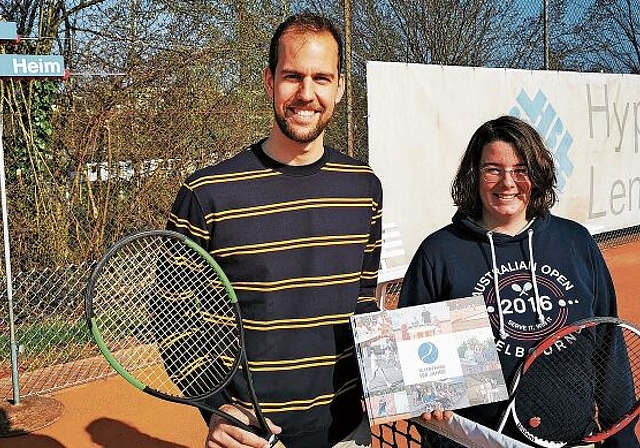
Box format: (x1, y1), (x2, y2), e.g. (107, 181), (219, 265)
(0, 22), (18, 42)
(0, 55), (67, 79)
(510, 89), (575, 192)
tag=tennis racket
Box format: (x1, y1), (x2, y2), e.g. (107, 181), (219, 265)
(85, 229), (284, 447)
(495, 316), (640, 447)
(417, 317), (640, 448)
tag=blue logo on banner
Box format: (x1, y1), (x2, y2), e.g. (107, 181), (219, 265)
(418, 342), (439, 364)
(510, 90), (574, 192)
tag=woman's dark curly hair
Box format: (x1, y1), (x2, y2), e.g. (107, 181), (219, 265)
(451, 115), (557, 220)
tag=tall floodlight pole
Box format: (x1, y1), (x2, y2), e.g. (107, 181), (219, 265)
(344, 0), (354, 158)
(543, 0), (549, 69)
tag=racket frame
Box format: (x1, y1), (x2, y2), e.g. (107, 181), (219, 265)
(85, 229), (279, 444)
(497, 316), (640, 447)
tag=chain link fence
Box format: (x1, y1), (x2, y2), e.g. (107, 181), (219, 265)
(0, 263), (96, 399)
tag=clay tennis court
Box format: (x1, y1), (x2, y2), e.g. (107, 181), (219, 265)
(0, 240), (638, 448)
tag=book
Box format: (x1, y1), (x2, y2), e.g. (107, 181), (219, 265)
(350, 295), (509, 426)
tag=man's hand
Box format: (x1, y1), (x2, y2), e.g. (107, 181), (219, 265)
(205, 404), (282, 448)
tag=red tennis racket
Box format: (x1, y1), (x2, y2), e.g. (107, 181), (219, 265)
(417, 317), (640, 448)
(496, 316), (640, 447)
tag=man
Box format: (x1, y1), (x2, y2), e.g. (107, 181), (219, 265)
(167, 12), (382, 448)
(369, 346), (391, 389)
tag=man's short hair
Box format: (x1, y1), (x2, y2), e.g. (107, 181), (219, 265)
(268, 12), (343, 75)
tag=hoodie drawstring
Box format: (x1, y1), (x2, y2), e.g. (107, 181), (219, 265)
(487, 231), (509, 340)
(487, 228), (544, 340)
(528, 228), (545, 325)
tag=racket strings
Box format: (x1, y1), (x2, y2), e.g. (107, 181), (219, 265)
(93, 234), (242, 400)
(513, 322), (640, 445)
(514, 328), (598, 444)
(592, 325), (640, 431)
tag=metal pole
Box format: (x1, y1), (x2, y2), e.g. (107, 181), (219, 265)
(0, 82), (20, 405)
(344, 0), (355, 158)
(543, 0), (549, 70)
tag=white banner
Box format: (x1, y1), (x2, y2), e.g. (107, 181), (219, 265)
(367, 62), (640, 259)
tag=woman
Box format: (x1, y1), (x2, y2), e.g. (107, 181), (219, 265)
(398, 115), (637, 447)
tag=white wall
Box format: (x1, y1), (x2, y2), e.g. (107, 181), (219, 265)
(368, 62), (640, 258)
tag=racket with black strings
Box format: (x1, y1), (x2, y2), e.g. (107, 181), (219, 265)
(85, 229), (284, 447)
(416, 316), (640, 448)
(495, 316), (640, 447)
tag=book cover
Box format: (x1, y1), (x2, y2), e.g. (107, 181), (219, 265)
(350, 296), (509, 426)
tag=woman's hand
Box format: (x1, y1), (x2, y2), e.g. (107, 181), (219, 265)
(419, 407), (453, 422)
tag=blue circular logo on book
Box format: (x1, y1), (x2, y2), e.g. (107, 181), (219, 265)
(418, 342), (439, 364)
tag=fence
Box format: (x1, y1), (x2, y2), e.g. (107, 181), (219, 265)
(0, 267), (409, 401)
(0, 264), (428, 446)
(1, 0), (639, 274)
(0, 263), (101, 399)
(2, 243), (638, 448)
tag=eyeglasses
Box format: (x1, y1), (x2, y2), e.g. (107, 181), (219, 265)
(480, 167), (529, 183)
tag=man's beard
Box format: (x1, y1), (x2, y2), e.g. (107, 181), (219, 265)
(273, 102), (331, 144)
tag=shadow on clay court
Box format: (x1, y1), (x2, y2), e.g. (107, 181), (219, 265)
(86, 417), (192, 448)
(0, 414), (192, 448)
(0, 408), (64, 448)
(0, 434), (65, 448)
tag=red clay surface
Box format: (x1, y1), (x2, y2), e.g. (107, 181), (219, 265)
(0, 240), (638, 448)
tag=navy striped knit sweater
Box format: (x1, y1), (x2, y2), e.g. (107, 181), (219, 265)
(167, 140), (383, 446)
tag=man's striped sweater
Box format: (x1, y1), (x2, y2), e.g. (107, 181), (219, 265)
(167, 140), (383, 447)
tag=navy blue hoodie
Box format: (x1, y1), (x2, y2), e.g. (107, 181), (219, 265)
(399, 211), (638, 447)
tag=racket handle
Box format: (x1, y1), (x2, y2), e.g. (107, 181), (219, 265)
(249, 426), (285, 447)
(267, 434), (286, 447)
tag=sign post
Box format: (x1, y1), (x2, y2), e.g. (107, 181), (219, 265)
(0, 21), (68, 406)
